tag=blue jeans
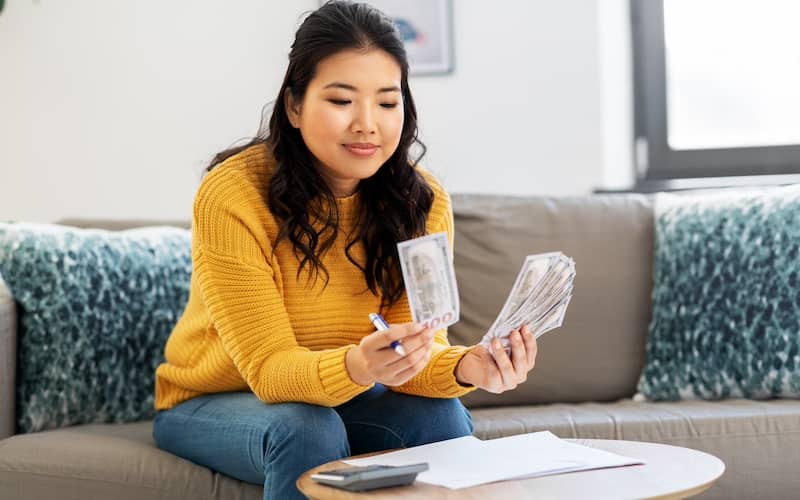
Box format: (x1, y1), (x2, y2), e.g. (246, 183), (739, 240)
(152, 385), (473, 499)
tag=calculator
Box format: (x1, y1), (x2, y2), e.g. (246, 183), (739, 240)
(310, 462), (429, 491)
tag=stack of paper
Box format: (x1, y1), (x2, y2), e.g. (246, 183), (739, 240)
(343, 431), (643, 490)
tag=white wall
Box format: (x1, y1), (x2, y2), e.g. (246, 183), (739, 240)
(0, 0), (633, 223)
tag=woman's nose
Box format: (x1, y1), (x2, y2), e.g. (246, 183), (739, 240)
(350, 105), (376, 135)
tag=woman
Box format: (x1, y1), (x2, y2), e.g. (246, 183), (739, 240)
(153, 2), (538, 498)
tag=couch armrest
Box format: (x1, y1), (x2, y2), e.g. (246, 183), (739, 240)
(0, 278), (16, 439)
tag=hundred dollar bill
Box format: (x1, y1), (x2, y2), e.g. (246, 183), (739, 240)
(490, 254), (563, 337)
(486, 254), (550, 339)
(397, 232), (460, 330)
(502, 261), (573, 336)
(481, 252), (575, 351)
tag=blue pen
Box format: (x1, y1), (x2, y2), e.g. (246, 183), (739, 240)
(368, 312), (407, 356)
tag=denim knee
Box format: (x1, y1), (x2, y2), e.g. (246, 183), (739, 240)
(152, 394), (351, 494)
(262, 403), (350, 499)
(263, 402), (350, 466)
(406, 397), (473, 446)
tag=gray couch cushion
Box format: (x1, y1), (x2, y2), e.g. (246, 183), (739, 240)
(0, 421), (262, 500)
(450, 193), (655, 407)
(471, 398), (800, 500)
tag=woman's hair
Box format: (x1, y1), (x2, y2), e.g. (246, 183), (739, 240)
(207, 1), (433, 309)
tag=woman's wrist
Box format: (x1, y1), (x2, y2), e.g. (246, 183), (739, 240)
(346, 346), (374, 386)
(454, 358), (474, 387)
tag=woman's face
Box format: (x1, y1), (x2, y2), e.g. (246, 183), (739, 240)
(286, 48), (405, 197)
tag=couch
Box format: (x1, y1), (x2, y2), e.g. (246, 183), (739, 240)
(1, 192), (799, 499)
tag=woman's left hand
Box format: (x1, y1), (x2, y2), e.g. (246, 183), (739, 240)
(454, 325), (538, 393)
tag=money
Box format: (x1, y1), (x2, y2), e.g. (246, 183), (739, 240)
(397, 234), (575, 347)
(397, 232), (460, 330)
(481, 252), (575, 352)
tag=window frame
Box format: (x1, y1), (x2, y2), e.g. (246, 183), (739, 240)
(631, 0), (800, 183)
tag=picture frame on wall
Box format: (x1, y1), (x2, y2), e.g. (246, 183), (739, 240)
(320, 0), (455, 76)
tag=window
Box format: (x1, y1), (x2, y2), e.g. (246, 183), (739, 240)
(631, 0), (800, 188)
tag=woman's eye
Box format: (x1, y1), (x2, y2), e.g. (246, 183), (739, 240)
(327, 99), (398, 108)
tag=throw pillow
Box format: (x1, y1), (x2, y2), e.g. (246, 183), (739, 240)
(0, 222), (191, 433)
(637, 186), (800, 400)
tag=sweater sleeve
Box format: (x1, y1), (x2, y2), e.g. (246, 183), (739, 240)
(382, 172), (477, 398)
(192, 167), (373, 406)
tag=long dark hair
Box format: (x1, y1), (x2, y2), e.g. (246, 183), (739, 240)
(207, 1), (433, 309)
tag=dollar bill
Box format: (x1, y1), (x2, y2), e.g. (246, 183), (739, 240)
(486, 254), (549, 339)
(505, 263), (573, 334)
(396, 234), (575, 345)
(481, 252), (575, 351)
(397, 232), (460, 330)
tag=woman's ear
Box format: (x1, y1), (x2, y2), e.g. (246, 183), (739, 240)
(284, 88), (301, 129)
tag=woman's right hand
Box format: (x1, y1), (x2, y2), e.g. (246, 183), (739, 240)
(346, 322), (436, 386)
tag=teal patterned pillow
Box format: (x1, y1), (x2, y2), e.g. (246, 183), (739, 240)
(638, 186), (800, 401)
(0, 222), (191, 433)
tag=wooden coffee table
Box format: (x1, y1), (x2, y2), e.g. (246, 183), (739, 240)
(297, 438), (725, 499)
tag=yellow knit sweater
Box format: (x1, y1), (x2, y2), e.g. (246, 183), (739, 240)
(154, 144), (476, 410)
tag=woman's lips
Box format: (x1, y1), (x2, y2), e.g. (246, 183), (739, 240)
(343, 143), (378, 157)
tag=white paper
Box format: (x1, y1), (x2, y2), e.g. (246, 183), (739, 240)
(343, 431), (644, 490)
